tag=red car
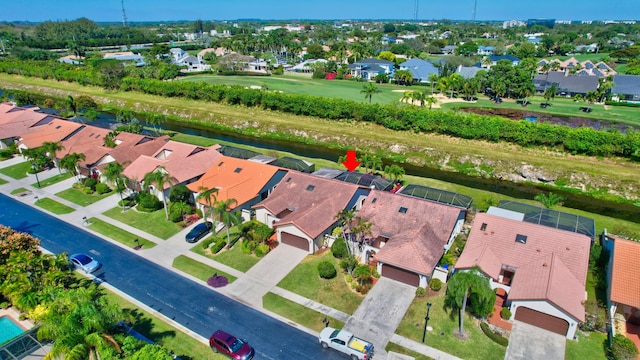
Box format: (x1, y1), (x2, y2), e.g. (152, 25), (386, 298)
(209, 330), (255, 360)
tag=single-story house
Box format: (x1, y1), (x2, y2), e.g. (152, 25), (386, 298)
(58, 54), (84, 65)
(456, 65), (483, 79)
(0, 104), (57, 149)
(348, 58), (394, 81)
(533, 71), (600, 97)
(477, 46), (494, 56)
(611, 74), (640, 102)
(122, 141), (223, 202)
(481, 54), (521, 68)
(289, 59), (328, 73)
(603, 233), (640, 337)
(357, 190), (465, 287)
(253, 171), (369, 253)
(103, 51), (145, 66)
(398, 58), (439, 83)
(455, 212), (591, 339)
(17, 118), (84, 152)
(188, 156), (288, 222)
(441, 45), (458, 54)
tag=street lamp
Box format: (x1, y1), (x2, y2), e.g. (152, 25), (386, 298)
(30, 160), (41, 188)
(422, 302), (432, 343)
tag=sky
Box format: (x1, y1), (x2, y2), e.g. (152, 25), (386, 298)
(0, 0), (638, 23)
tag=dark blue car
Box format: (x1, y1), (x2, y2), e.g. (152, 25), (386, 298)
(185, 221), (213, 243)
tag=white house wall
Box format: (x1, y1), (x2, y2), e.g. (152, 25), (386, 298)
(255, 208), (277, 227)
(509, 300), (579, 339)
(276, 224), (314, 253)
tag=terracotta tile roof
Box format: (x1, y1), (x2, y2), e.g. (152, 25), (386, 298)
(123, 141), (223, 187)
(0, 106), (53, 139)
(456, 212), (590, 321)
(357, 190), (463, 275)
(18, 119), (84, 149)
(253, 171), (362, 239)
(92, 133), (169, 170)
(610, 237), (640, 308)
(188, 156), (282, 210)
(56, 125), (111, 161)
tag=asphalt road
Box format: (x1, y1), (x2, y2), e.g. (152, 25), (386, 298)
(0, 194), (344, 360)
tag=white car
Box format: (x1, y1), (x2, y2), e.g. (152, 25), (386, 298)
(70, 253), (101, 273)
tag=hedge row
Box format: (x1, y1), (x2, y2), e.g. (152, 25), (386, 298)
(480, 322), (509, 347)
(1, 59), (639, 161)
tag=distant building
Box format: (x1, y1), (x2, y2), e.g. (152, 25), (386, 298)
(527, 19), (555, 28)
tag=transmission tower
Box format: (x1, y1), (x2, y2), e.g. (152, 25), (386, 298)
(414, 0), (419, 21)
(121, 0), (128, 27)
(472, 0), (477, 21)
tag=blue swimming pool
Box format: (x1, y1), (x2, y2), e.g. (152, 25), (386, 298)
(0, 316), (25, 345)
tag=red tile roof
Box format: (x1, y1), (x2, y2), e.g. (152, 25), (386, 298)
(610, 237), (640, 308)
(456, 212), (590, 321)
(56, 124), (111, 162)
(18, 119), (84, 149)
(123, 141), (222, 187)
(357, 190), (463, 276)
(253, 172), (361, 239)
(0, 106), (53, 139)
(188, 156), (282, 210)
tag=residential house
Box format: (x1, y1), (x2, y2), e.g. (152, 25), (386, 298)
(456, 65), (483, 79)
(0, 104), (57, 149)
(170, 48), (211, 72)
(575, 43), (599, 53)
(357, 190), (465, 287)
(17, 118), (84, 152)
(348, 58), (394, 81)
(216, 53), (260, 72)
(611, 74), (640, 102)
(188, 156), (288, 222)
(441, 45), (458, 55)
(289, 59), (328, 73)
(103, 51), (145, 66)
(55, 124), (111, 171)
(477, 46), (494, 56)
(58, 54), (84, 65)
(533, 71), (600, 97)
(398, 58), (439, 83)
(455, 212), (591, 339)
(253, 171), (369, 253)
(538, 58), (616, 77)
(480, 54), (521, 68)
(603, 233), (640, 339)
(122, 141), (223, 202)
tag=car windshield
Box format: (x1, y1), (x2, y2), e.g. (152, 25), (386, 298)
(229, 338), (244, 353)
(74, 255), (92, 265)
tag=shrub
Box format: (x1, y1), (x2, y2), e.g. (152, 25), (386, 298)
(468, 291), (496, 318)
(371, 268), (380, 278)
(95, 183), (111, 195)
(82, 186), (95, 194)
(415, 287), (427, 297)
(331, 237), (348, 258)
(211, 238), (227, 254)
(429, 278), (442, 292)
(255, 243), (270, 257)
(500, 307), (512, 320)
(137, 192), (162, 212)
(356, 283), (372, 294)
(318, 261), (337, 279)
(340, 255), (358, 274)
(84, 177), (97, 191)
(240, 239), (252, 254)
(611, 334), (639, 360)
(169, 185), (191, 203)
(168, 207), (184, 222)
(344, 275), (352, 283)
(195, 208), (203, 218)
(480, 322), (508, 346)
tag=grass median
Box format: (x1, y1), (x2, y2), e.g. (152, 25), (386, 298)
(172, 255), (237, 283)
(263, 292), (345, 332)
(103, 206), (182, 240)
(0, 161), (31, 179)
(86, 217), (156, 249)
(34, 197), (75, 214)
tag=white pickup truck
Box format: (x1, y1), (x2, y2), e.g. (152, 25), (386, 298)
(319, 327), (374, 360)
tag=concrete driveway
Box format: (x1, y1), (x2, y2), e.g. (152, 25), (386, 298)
(505, 321), (566, 360)
(344, 277), (416, 357)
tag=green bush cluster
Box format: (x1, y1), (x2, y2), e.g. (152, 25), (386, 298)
(84, 178), (97, 191)
(429, 278), (442, 292)
(95, 183), (111, 195)
(611, 334), (639, 360)
(254, 243), (270, 257)
(500, 307), (512, 320)
(317, 261), (337, 279)
(331, 238), (349, 258)
(211, 238), (227, 254)
(480, 322), (509, 347)
(136, 192), (163, 212)
(415, 287), (427, 297)
(201, 236), (217, 250)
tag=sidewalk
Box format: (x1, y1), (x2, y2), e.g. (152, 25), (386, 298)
(0, 160), (460, 360)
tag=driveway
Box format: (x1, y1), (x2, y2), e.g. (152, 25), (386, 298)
(505, 320), (566, 360)
(344, 277), (416, 357)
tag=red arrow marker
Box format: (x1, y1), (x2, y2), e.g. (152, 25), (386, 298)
(342, 150), (361, 172)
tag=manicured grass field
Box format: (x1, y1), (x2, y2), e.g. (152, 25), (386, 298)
(55, 187), (114, 206)
(385, 342), (434, 360)
(0, 178), (7, 185)
(396, 292), (506, 360)
(34, 197), (75, 214)
(179, 74), (411, 105)
(190, 231), (261, 273)
(10, 187), (28, 195)
(262, 292), (345, 332)
(0, 161), (31, 179)
(277, 251), (364, 315)
(86, 217), (156, 249)
(31, 171), (71, 188)
(565, 330), (608, 360)
(172, 255), (237, 283)
(103, 288), (224, 360)
(102, 207), (182, 240)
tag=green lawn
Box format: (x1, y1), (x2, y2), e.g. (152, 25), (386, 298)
(396, 292), (506, 360)
(263, 292), (345, 332)
(0, 161), (31, 179)
(34, 197), (75, 214)
(179, 74), (410, 105)
(191, 231), (261, 272)
(10, 187), (29, 195)
(0, 178), (6, 185)
(103, 288), (225, 359)
(102, 207), (182, 240)
(32, 171), (71, 188)
(86, 217), (156, 249)
(385, 342), (434, 360)
(55, 187), (114, 206)
(172, 255), (237, 283)
(565, 330), (608, 360)
(277, 251), (364, 315)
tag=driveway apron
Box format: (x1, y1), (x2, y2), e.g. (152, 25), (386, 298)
(505, 320), (566, 360)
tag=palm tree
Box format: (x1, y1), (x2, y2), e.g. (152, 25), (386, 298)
(103, 162), (127, 212)
(534, 192), (565, 209)
(410, 90), (429, 107)
(444, 270), (495, 337)
(368, 155), (383, 174)
(145, 113), (165, 135)
(214, 198), (242, 248)
(384, 164), (405, 183)
(65, 95), (77, 118)
(425, 96), (438, 110)
(41, 141), (64, 174)
(543, 84), (557, 106)
(143, 167), (175, 220)
(59, 153), (86, 183)
(428, 73), (439, 95)
(360, 82), (381, 104)
(196, 186), (218, 223)
(334, 208), (356, 255)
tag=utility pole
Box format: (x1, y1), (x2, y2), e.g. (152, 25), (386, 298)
(121, 0), (128, 28)
(414, 0), (419, 22)
(472, 0), (478, 21)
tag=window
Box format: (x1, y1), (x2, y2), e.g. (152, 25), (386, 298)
(480, 223), (487, 231)
(285, 177), (292, 183)
(306, 185), (315, 191)
(332, 339), (346, 346)
(515, 234), (528, 244)
(234, 167), (242, 173)
(218, 161), (224, 166)
(398, 206), (408, 214)
(371, 197), (377, 204)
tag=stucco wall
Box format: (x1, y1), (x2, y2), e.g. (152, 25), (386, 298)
(509, 300), (579, 339)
